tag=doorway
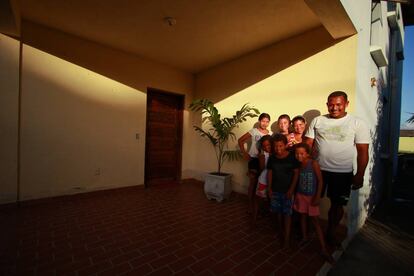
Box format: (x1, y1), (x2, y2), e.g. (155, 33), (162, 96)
(145, 88), (184, 186)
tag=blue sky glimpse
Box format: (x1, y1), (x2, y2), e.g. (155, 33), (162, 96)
(400, 25), (414, 130)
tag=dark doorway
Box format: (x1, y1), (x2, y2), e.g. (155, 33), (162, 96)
(145, 88), (184, 186)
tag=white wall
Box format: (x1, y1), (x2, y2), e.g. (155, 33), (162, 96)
(340, 0), (404, 235)
(0, 33), (19, 203)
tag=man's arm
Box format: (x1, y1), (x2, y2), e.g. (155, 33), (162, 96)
(305, 137), (318, 159)
(352, 143), (369, 189)
(305, 137), (314, 148)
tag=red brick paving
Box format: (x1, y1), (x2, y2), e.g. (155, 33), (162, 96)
(0, 180), (342, 275)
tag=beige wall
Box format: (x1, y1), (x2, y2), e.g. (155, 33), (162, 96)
(0, 33), (19, 203)
(20, 45), (146, 199)
(1, 23), (195, 202)
(195, 27), (337, 102)
(190, 35), (357, 218)
(1, 20), (357, 203)
(21, 20), (197, 183)
(22, 21), (194, 94)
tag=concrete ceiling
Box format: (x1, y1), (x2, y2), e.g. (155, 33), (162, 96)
(18, 0), (323, 73)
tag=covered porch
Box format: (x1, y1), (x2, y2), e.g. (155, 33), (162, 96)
(0, 181), (344, 275)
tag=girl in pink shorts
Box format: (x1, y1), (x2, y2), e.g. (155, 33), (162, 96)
(292, 143), (333, 263)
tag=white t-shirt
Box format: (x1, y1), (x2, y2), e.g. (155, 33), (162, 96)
(305, 114), (370, 172)
(248, 128), (272, 158)
(258, 152), (270, 184)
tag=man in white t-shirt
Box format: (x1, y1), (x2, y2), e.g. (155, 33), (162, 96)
(305, 91), (370, 247)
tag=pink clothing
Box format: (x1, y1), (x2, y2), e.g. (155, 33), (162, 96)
(293, 193), (320, 216)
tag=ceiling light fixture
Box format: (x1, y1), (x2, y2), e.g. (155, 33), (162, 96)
(163, 17), (177, 26)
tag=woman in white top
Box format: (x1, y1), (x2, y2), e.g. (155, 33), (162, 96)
(238, 113), (272, 214)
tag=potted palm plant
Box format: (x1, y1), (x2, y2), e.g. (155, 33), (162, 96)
(189, 99), (259, 201)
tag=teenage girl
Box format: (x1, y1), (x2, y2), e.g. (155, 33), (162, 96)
(238, 113), (272, 214)
(277, 114), (295, 148)
(291, 116), (307, 145)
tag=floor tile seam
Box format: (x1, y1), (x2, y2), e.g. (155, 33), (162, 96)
(100, 260), (133, 275)
(211, 257), (244, 275)
(76, 259), (115, 275)
(265, 256), (289, 272)
(165, 258), (197, 274)
(286, 253), (313, 271)
(87, 250), (114, 267)
(125, 259), (155, 274)
(108, 249), (142, 263)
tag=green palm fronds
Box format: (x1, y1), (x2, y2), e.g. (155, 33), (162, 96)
(189, 99), (259, 174)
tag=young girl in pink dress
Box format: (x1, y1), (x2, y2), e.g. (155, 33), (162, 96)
(292, 143), (334, 263)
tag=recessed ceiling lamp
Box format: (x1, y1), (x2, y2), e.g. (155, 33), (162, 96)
(163, 17), (177, 26)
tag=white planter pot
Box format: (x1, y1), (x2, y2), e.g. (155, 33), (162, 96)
(204, 173), (232, 202)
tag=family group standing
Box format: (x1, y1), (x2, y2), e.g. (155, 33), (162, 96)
(238, 91), (370, 262)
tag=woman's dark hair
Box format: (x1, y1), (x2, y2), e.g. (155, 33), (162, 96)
(278, 114), (290, 123)
(272, 133), (288, 145)
(258, 113), (271, 121)
(292, 115), (306, 124)
(294, 142), (311, 154)
(257, 135), (273, 151)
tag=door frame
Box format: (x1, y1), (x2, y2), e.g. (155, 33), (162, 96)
(144, 87), (184, 187)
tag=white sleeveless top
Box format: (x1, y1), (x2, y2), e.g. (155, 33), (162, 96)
(258, 152), (270, 184)
(248, 128), (272, 158)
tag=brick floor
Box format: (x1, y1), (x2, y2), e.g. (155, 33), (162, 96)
(0, 180), (342, 276)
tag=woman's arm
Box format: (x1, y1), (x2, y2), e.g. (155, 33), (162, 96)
(238, 132), (252, 161)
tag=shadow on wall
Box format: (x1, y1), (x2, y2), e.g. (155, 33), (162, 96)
(252, 109), (321, 137)
(195, 27), (343, 102)
(21, 20), (194, 96)
(20, 58), (146, 199)
(363, 91), (386, 216)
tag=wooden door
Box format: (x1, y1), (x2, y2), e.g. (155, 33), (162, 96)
(145, 89), (183, 186)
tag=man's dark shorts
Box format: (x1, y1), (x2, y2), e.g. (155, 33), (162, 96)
(321, 170), (353, 206)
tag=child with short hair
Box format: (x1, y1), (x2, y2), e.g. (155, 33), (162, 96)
(252, 135), (273, 224)
(238, 113), (272, 214)
(277, 114), (295, 148)
(267, 134), (300, 248)
(292, 143), (334, 263)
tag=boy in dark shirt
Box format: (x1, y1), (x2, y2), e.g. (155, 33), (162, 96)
(267, 134), (300, 248)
